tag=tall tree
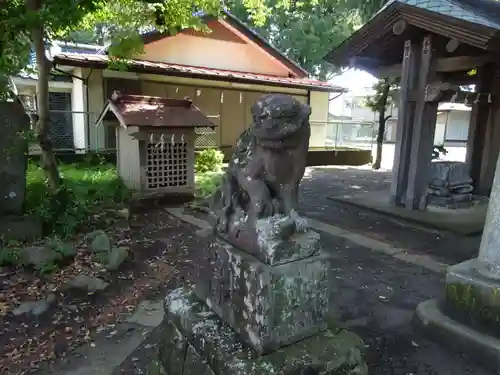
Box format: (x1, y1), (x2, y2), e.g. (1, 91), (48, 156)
(365, 77), (398, 170)
(0, 0), (272, 192)
(227, 0), (362, 80)
(356, 0), (388, 22)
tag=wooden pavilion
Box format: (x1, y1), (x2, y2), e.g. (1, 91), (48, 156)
(327, 0), (500, 211)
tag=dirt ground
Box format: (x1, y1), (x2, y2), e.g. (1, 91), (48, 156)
(299, 166), (481, 265)
(0, 209), (201, 375)
(0, 166), (490, 375)
(114, 209), (490, 375)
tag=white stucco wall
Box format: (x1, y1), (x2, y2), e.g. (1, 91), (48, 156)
(85, 68), (106, 151)
(71, 68), (86, 153)
(116, 128), (141, 189)
(309, 91), (329, 148)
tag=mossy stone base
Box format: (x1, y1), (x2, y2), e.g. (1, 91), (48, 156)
(195, 238), (335, 354)
(414, 258), (500, 372)
(444, 258), (500, 335)
(153, 287), (367, 375)
(415, 299), (500, 374)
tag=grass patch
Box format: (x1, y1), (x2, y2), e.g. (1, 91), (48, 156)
(25, 161), (129, 238)
(195, 171), (223, 199)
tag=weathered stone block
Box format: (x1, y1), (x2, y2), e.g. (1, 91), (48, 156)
(429, 161), (472, 188)
(444, 258), (500, 333)
(157, 319), (187, 375)
(223, 215), (321, 266)
(183, 345), (216, 375)
(0, 100), (30, 216)
(194, 237), (334, 354)
(156, 287), (367, 375)
(0, 216), (42, 241)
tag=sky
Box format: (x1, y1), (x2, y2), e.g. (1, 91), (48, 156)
(329, 69), (378, 94)
(327, 69), (378, 115)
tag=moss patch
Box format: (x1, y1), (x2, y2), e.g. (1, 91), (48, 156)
(445, 283), (500, 336)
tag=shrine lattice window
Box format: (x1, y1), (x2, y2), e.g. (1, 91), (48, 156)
(146, 136), (188, 189)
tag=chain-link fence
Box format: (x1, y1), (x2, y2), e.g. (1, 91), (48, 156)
(309, 120), (377, 150)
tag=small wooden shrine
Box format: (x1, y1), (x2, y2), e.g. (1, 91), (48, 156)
(95, 91), (216, 197)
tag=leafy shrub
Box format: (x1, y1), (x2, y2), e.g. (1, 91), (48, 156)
(195, 171), (224, 198)
(0, 247), (23, 267)
(195, 149), (224, 173)
(25, 160), (129, 238)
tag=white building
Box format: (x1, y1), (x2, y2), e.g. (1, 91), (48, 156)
(328, 70), (471, 167)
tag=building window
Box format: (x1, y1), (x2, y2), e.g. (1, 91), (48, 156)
(48, 92), (74, 150)
(444, 112), (470, 142)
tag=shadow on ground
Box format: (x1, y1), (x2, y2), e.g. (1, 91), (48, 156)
(300, 166), (481, 264)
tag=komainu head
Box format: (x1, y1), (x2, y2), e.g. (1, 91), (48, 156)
(250, 94), (311, 144)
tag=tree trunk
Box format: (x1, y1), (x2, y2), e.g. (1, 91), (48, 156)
(373, 113), (385, 170)
(372, 80), (391, 170)
(26, 0), (61, 191)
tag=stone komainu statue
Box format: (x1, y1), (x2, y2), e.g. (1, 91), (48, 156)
(210, 93), (311, 237)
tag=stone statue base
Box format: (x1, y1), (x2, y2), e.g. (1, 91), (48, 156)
(223, 214), (320, 266)
(415, 258), (500, 373)
(150, 233), (368, 374)
(150, 287), (367, 375)
(426, 193), (473, 208)
(195, 236), (332, 354)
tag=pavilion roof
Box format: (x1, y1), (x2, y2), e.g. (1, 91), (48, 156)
(379, 0), (500, 30)
(326, 0), (500, 71)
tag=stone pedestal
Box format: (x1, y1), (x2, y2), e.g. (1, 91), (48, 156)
(414, 144), (500, 372)
(151, 228), (368, 374)
(151, 288), (366, 375)
(195, 235), (331, 354)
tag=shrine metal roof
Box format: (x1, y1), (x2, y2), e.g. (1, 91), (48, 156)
(95, 91), (217, 129)
(53, 53), (345, 93)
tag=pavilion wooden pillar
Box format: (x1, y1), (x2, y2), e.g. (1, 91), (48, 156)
(405, 35), (439, 210)
(466, 63), (500, 196)
(390, 40), (419, 206)
(391, 35), (438, 210)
